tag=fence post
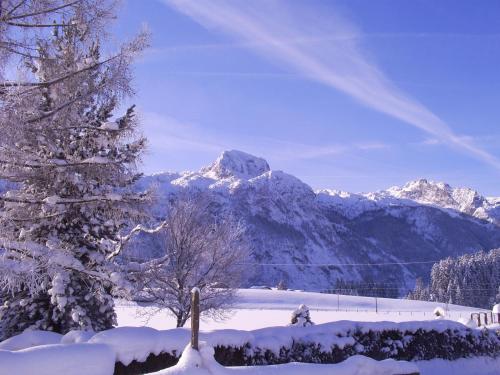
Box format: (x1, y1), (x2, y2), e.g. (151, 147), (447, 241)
(375, 297), (378, 313)
(191, 287), (200, 351)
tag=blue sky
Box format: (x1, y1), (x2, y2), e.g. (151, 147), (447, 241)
(114, 0), (500, 195)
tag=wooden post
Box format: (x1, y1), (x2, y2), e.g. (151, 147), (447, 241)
(472, 312), (481, 327)
(191, 287), (200, 351)
(375, 297), (378, 313)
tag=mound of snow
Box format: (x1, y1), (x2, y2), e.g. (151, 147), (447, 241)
(0, 343), (115, 375)
(457, 318), (477, 329)
(89, 326), (189, 366)
(0, 330), (62, 351)
(416, 356), (500, 375)
(61, 330), (95, 344)
(493, 304), (500, 314)
(154, 344), (212, 375)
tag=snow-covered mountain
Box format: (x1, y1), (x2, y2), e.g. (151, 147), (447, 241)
(3, 150), (498, 293)
(129, 150), (500, 293)
(317, 179), (500, 224)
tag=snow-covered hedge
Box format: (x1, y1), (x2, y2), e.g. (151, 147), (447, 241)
(1, 320), (498, 374)
(112, 321), (500, 374)
(211, 321), (500, 367)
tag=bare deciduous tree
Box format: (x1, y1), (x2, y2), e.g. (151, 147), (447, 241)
(131, 196), (249, 328)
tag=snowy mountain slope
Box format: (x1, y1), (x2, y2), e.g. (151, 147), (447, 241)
(128, 150), (500, 293)
(3, 151), (496, 293)
(317, 178), (500, 224)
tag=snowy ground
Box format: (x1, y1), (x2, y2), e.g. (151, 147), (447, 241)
(116, 288), (489, 330)
(1, 289), (497, 375)
(113, 289), (499, 374)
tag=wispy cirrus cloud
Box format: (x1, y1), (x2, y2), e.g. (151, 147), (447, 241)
(160, 0), (500, 170)
(141, 111), (389, 166)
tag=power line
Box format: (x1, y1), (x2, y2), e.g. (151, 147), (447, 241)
(240, 260), (441, 267)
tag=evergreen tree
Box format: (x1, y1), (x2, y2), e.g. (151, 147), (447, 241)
(412, 248), (500, 309)
(407, 277), (430, 301)
(0, 11), (148, 339)
(290, 304), (314, 327)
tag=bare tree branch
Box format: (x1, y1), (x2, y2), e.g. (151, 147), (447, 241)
(127, 195), (250, 327)
(3, 0), (80, 21)
(107, 221), (169, 260)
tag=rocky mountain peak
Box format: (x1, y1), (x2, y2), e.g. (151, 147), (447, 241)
(201, 150), (270, 180)
(385, 178), (491, 218)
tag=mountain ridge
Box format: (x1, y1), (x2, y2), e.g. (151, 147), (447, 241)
(127, 150), (500, 293)
(2, 150), (498, 292)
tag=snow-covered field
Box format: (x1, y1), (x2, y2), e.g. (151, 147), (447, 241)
(1, 289), (498, 375)
(116, 288), (489, 331)
(113, 289), (499, 374)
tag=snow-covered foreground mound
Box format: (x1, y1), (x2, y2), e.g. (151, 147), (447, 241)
(154, 343), (419, 375)
(0, 319), (498, 374)
(117, 289), (487, 330)
(0, 343), (115, 375)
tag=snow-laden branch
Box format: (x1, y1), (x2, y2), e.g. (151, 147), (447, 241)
(106, 221), (168, 260)
(1, 239), (108, 280)
(1, 55), (110, 89)
(0, 156), (120, 169)
(1, 193), (147, 205)
(1, 1), (80, 22)
(25, 84), (103, 123)
(5, 21), (69, 27)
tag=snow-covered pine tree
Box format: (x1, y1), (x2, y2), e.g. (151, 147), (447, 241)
(290, 304), (314, 327)
(425, 249), (500, 308)
(0, 14), (148, 339)
(407, 277), (430, 301)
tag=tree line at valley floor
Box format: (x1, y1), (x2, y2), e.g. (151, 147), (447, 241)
(407, 248), (500, 309)
(318, 248), (499, 309)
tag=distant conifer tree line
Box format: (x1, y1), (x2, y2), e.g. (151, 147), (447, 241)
(408, 248), (500, 309)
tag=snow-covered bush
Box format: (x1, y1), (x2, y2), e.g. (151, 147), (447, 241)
(433, 307), (446, 319)
(107, 320), (500, 373)
(0, 321), (497, 373)
(290, 304), (314, 327)
(218, 325), (500, 367)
